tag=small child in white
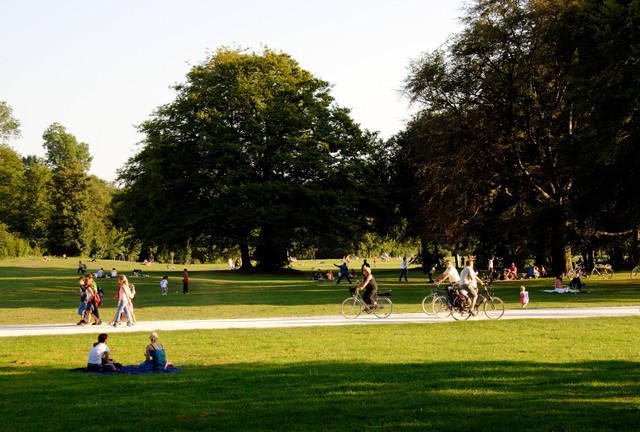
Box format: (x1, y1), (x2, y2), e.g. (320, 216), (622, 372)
(160, 276), (169, 296)
(520, 285), (529, 308)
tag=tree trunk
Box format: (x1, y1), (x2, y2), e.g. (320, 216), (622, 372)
(240, 243), (252, 270)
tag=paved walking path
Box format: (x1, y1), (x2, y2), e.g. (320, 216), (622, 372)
(0, 306), (637, 338)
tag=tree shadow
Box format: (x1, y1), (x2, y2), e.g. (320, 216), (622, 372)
(2, 360), (639, 431)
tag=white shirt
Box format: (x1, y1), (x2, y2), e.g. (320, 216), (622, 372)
(160, 279), (168, 289)
(459, 266), (478, 289)
(442, 265), (460, 283)
(87, 343), (109, 365)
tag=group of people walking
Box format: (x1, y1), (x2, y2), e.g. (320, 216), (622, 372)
(76, 273), (136, 327)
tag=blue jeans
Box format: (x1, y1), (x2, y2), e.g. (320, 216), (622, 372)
(113, 299), (131, 326)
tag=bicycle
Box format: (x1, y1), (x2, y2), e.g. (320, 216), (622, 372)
(631, 264), (640, 279)
(566, 266), (585, 280)
(421, 283), (442, 315)
(587, 264), (614, 279)
(431, 283), (505, 320)
(341, 286), (393, 319)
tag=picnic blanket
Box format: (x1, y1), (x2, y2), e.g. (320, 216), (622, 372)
(70, 365), (183, 375)
(541, 289), (583, 294)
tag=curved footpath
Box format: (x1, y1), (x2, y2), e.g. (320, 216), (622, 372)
(0, 306), (638, 338)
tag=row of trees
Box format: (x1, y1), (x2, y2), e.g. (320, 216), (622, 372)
(0, 103), (126, 259)
(1, 0), (638, 272)
(392, 0), (640, 271)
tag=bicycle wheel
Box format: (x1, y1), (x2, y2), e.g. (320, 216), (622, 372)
(421, 294), (436, 315)
(432, 296), (451, 319)
(373, 297), (393, 319)
(604, 267), (614, 279)
(451, 300), (470, 321)
(632, 267), (639, 279)
(484, 297), (505, 320)
(341, 297), (362, 319)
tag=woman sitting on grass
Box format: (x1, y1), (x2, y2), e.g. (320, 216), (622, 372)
(554, 276), (569, 293)
(139, 331), (170, 371)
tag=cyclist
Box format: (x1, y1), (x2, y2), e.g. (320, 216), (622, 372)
(434, 260), (460, 285)
(358, 265), (378, 310)
(434, 260), (461, 302)
(459, 259), (484, 314)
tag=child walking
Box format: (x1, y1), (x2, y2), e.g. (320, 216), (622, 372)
(160, 275), (168, 296)
(520, 285), (529, 308)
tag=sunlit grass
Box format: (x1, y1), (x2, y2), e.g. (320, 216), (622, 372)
(0, 255), (639, 431)
(1, 318), (639, 431)
(1, 257), (639, 325)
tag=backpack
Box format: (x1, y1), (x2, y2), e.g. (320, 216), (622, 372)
(93, 292), (102, 307)
(129, 284), (136, 299)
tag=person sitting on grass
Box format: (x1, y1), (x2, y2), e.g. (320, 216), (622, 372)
(554, 275), (569, 293)
(87, 333), (120, 372)
(139, 331), (170, 371)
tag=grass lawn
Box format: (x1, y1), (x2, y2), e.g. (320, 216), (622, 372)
(1, 256), (639, 325)
(0, 257), (639, 431)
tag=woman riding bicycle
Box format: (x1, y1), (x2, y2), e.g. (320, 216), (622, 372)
(358, 265), (378, 310)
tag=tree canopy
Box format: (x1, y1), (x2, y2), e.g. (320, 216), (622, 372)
(116, 48), (382, 270)
(398, 0), (640, 272)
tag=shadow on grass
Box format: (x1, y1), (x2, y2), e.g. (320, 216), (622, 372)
(1, 360), (639, 431)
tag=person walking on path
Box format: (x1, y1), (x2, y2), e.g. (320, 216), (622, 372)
(76, 276), (88, 325)
(399, 257), (409, 282)
(112, 275), (133, 327)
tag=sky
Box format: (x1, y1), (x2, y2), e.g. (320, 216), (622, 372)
(1, 0), (466, 182)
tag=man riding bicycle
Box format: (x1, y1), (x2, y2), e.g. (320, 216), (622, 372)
(459, 258), (484, 315)
(434, 260), (460, 285)
(434, 260), (461, 302)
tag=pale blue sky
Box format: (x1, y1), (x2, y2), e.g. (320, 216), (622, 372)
(1, 0), (465, 181)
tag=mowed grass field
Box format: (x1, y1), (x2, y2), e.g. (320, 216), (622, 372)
(1, 256), (639, 325)
(1, 257), (639, 431)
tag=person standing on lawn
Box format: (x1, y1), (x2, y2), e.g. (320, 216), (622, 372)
(182, 269), (189, 294)
(399, 256), (409, 282)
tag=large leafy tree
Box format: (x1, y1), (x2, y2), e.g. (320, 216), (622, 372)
(0, 102), (23, 233)
(0, 101), (21, 144)
(568, 0), (640, 264)
(42, 123), (92, 255)
(15, 156), (52, 248)
(117, 48), (379, 270)
(402, 0), (597, 272)
(0, 144), (24, 232)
